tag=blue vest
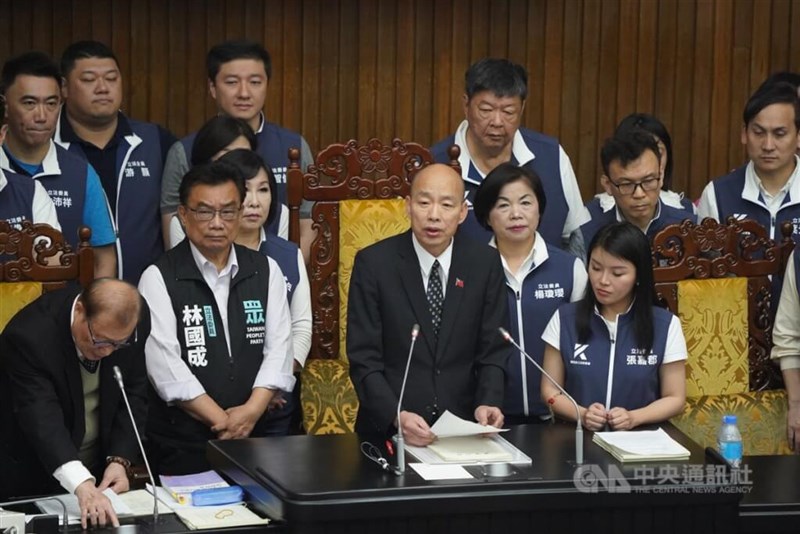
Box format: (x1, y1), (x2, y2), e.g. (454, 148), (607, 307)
(259, 233), (300, 304)
(148, 241), (272, 448)
(61, 118), (164, 284)
(557, 303), (673, 410)
(431, 128), (567, 246)
(712, 165), (800, 243)
(0, 171), (36, 228)
(586, 194), (695, 219)
(5, 145), (88, 248)
(504, 245), (577, 418)
(580, 201), (695, 253)
(180, 121), (302, 236)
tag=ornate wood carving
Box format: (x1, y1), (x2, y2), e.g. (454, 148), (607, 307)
(652, 217), (794, 391)
(287, 139), (460, 360)
(0, 221), (93, 289)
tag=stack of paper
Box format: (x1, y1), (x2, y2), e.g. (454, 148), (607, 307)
(428, 436), (513, 463)
(592, 428), (691, 462)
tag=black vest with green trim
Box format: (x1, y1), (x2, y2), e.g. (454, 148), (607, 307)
(147, 240), (270, 447)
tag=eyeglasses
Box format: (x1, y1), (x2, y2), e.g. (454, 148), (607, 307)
(87, 318), (137, 350)
(607, 176), (661, 196)
(185, 206), (241, 221)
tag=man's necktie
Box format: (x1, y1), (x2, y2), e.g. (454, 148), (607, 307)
(427, 260), (443, 339)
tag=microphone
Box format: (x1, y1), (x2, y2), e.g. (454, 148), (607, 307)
(394, 323), (420, 475)
(498, 327), (584, 465)
(0, 496), (67, 530)
(112, 366), (159, 523)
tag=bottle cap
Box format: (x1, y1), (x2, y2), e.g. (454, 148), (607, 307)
(722, 415), (737, 424)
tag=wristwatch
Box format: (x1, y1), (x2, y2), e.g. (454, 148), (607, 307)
(106, 455), (132, 477)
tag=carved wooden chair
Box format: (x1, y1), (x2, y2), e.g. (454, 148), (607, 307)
(287, 138), (460, 434)
(0, 221), (94, 330)
(651, 217), (794, 454)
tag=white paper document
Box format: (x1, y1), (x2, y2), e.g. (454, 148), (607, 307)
(430, 410), (508, 438)
(35, 488), (131, 525)
(592, 428), (691, 462)
(409, 463), (474, 481)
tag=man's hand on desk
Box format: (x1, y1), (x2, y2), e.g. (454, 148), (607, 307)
(75, 480), (120, 529)
(474, 405), (504, 428)
(97, 462), (129, 494)
(788, 400), (800, 453)
(398, 410), (436, 446)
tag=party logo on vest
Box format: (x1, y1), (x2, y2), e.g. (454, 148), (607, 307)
(243, 300), (264, 325)
(571, 344), (590, 366)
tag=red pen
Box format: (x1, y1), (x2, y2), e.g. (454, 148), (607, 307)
(385, 439), (395, 456)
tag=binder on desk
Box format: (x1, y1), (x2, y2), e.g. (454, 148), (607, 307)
(592, 428), (691, 462)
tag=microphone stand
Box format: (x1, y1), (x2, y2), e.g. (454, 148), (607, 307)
(498, 327), (584, 465)
(0, 496), (68, 532)
(395, 324), (420, 475)
(113, 366), (160, 525)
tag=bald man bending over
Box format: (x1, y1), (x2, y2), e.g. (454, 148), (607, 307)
(347, 163), (510, 445)
(0, 279), (150, 529)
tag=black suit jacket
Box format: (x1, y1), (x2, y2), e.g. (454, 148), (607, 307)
(347, 231), (510, 435)
(0, 286), (150, 498)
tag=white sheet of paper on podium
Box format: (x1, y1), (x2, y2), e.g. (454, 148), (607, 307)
(405, 411), (531, 466)
(429, 410), (509, 438)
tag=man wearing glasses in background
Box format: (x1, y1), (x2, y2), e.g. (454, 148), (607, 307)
(568, 129), (696, 261)
(138, 161), (294, 475)
(0, 278), (150, 529)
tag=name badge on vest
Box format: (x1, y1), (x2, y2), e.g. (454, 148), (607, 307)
(625, 349), (658, 366)
(243, 300), (266, 345)
(182, 304), (210, 368)
(535, 283), (565, 299)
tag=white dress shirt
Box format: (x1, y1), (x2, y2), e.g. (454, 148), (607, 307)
(139, 242), (295, 405)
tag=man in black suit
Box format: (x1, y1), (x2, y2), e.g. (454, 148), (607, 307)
(0, 278), (149, 529)
(347, 163), (509, 446)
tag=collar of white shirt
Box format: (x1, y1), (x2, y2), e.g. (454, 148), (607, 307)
(454, 120), (536, 182)
(489, 231), (549, 293)
(189, 241), (239, 280)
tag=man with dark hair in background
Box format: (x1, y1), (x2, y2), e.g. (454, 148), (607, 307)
(569, 130), (696, 260)
(698, 82), (800, 242)
(159, 40), (314, 248)
(431, 58), (588, 248)
(0, 51), (116, 277)
(0, 88), (60, 230)
(0, 278), (150, 529)
(55, 40), (177, 285)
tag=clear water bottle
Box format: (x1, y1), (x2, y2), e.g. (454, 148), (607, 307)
(717, 414), (743, 468)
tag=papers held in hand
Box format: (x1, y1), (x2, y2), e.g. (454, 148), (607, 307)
(592, 428), (691, 462)
(407, 410), (523, 464)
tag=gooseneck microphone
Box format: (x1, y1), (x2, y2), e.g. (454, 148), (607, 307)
(498, 327), (584, 465)
(112, 366), (159, 523)
(0, 496), (68, 530)
(395, 324), (421, 475)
